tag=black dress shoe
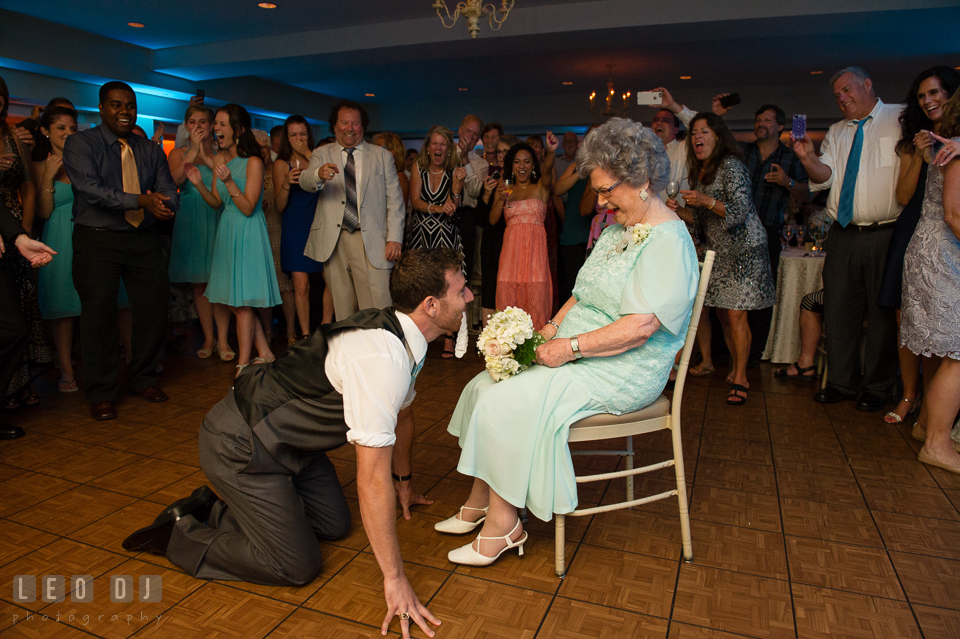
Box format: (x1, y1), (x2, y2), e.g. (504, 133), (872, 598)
(90, 401), (116, 421)
(856, 392), (885, 412)
(814, 386), (855, 404)
(0, 423), (25, 440)
(122, 486), (218, 555)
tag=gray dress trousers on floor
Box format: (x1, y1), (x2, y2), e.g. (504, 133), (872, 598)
(166, 308), (409, 586)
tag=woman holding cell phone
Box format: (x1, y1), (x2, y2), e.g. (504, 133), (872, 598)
(274, 115), (322, 343)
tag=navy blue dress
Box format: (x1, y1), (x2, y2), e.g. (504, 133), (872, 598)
(878, 162), (927, 309)
(280, 162), (322, 274)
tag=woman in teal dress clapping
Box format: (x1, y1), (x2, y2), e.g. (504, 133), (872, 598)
(168, 104), (230, 360)
(437, 118), (700, 567)
(186, 104), (280, 376)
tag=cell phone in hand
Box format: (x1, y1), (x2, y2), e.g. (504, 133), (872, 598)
(719, 93), (741, 109)
(792, 114), (807, 140)
(196, 89), (205, 100)
(636, 91), (663, 106)
(490, 169), (501, 181)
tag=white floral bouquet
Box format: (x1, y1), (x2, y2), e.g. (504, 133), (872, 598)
(476, 307), (547, 382)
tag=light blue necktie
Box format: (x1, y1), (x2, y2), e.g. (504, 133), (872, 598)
(410, 357), (424, 386)
(837, 116), (871, 228)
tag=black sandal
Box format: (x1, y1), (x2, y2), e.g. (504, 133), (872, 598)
(727, 384), (748, 406)
(774, 362), (816, 381)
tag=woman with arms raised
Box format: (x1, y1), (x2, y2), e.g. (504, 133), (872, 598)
(437, 118), (698, 565)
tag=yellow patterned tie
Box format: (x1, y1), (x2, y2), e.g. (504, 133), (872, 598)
(119, 138), (144, 228)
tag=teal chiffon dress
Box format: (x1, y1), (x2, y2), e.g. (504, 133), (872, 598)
(169, 164), (222, 283)
(39, 181), (128, 319)
(204, 157), (282, 308)
(448, 220), (698, 520)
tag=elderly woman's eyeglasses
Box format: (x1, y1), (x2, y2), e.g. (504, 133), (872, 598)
(591, 179), (623, 196)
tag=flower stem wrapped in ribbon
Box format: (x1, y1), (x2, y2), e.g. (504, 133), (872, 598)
(476, 307), (547, 382)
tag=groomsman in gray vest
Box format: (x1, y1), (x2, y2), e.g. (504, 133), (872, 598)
(124, 248), (468, 639)
(793, 66), (902, 411)
(300, 100), (405, 320)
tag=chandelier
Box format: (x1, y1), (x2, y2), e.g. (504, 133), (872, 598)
(432, 0), (516, 39)
(589, 65), (631, 120)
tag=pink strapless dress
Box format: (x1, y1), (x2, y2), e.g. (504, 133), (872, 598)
(496, 199), (551, 329)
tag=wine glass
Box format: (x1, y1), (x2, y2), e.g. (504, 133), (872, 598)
(502, 178), (514, 208)
(780, 224), (794, 251)
(811, 222), (826, 252)
(794, 224), (806, 248)
(666, 181), (680, 199)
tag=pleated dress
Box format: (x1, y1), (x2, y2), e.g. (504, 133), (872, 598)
(169, 164), (222, 283)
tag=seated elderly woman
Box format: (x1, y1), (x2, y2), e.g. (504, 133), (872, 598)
(439, 118), (699, 566)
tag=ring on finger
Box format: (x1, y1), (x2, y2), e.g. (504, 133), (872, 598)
(399, 612), (410, 621)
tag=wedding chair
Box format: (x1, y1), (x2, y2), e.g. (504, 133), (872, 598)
(554, 250), (715, 577)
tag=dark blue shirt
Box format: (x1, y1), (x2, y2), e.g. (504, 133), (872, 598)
(740, 141), (807, 228)
(63, 124), (179, 231)
(559, 177), (592, 246)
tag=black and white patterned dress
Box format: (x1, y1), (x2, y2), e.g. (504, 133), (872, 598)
(408, 168), (463, 257)
(690, 156), (775, 310)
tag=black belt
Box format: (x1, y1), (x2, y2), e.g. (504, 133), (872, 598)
(840, 222), (894, 233)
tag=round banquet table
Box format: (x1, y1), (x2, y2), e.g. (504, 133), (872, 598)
(762, 247), (825, 364)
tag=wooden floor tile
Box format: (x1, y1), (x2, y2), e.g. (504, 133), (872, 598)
(780, 498), (883, 547)
(0, 617), (99, 638)
(67, 499), (166, 555)
(266, 607), (387, 639)
(0, 472), (79, 518)
(100, 425), (194, 457)
(913, 604), (960, 639)
(423, 574), (551, 639)
(888, 552), (960, 610)
(541, 598), (669, 639)
(303, 551), (447, 627)
(771, 444), (853, 478)
(667, 622), (757, 638)
(873, 511), (960, 560)
(690, 486), (781, 533)
(672, 564), (794, 639)
(38, 557), (205, 639)
(87, 456), (197, 499)
(393, 513), (456, 570)
(700, 419), (770, 443)
(328, 498), (369, 552)
(697, 434), (773, 466)
(694, 459), (777, 496)
(0, 599), (31, 634)
(769, 423), (842, 452)
(522, 507), (595, 544)
(152, 437), (201, 467)
(142, 470), (210, 507)
(858, 479), (959, 520)
(785, 536), (903, 599)
(847, 454), (937, 487)
(792, 584), (921, 638)
(0, 521), (57, 567)
(583, 510), (684, 561)
(8, 485), (135, 536)
(135, 582), (295, 639)
(454, 533), (568, 593)
(32, 446), (144, 484)
(775, 469), (866, 508)
(689, 521), (788, 579)
(558, 544), (676, 617)
(1, 435), (94, 471)
(0, 462), (20, 483)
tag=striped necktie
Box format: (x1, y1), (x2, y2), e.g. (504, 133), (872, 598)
(119, 138), (144, 228)
(343, 148), (359, 232)
(836, 116), (871, 228)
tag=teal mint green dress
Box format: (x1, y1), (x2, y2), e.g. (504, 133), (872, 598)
(39, 181), (128, 319)
(169, 164), (222, 283)
(204, 157), (282, 308)
(448, 220), (698, 520)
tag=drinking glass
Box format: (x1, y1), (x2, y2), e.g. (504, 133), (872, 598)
(503, 178), (514, 208)
(780, 224), (794, 251)
(795, 224), (806, 248)
(812, 222), (826, 252)
(666, 181), (680, 199)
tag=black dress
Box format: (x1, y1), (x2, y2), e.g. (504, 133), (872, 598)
(878, 162), (927, 309)
(408, 168), (463, 256)
(476, 181), (505, 309)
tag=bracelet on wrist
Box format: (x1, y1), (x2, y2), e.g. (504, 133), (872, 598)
(41, 186), (55, 194)
(547, 320), (560, 333)
(392, 472), (412, 482)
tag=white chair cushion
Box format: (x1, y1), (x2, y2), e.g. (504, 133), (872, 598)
(569, 394), (670, 429)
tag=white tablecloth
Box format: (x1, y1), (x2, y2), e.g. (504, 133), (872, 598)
(762, 248), (825, 364)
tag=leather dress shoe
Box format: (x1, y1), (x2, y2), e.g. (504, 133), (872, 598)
(90, 401), (117, 421)
(856, 392), (885, 412)
(814, 386), (855, 404)
(138, 387), (168, 403)
(122, 486), (218, 555)
(0, 423), (25, 440)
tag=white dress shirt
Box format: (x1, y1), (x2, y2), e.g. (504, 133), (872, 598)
(810, 99), (903, 225)
(324, 312), (427, 448)
(461, 150), (489, 207)
(317, 141), (366, 206)
(656, 106), (697, 206)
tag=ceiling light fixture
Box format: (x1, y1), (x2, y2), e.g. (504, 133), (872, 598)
(258, 2), (277, 7)
(679, 75), (692, 80)
(458, 88), (468, 91)
(810, 70), (823, 75)
(364, 93), (375, 97)
(589, 65), (630, 121)
(433, 0), (515, 39)
(127, 22), (145, 28)
(562, 81), (573, 86)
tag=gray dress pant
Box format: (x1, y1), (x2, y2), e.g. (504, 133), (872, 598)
(821, 223), (898, 396)
(166, 394), (351, 586)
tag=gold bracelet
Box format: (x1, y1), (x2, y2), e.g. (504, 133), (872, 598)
(41, 186), (55, 194)
(231, 192), (242, 198)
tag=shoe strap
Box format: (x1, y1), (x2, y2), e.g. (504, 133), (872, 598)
(476, 518), (522, 544)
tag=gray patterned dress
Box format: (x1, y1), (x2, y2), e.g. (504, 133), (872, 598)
(901, 143), (960, 361)
(690, 155), (775, 310)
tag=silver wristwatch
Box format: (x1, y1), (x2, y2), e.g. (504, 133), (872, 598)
(570, 335), (583, 359)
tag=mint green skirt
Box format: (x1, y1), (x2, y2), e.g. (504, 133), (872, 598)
(447, 365), (604, 521)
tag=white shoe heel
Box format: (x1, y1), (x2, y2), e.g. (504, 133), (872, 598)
(434, 505), (488, 534)
(448, 519), (527, 566)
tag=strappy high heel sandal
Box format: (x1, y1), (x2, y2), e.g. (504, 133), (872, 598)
(447, 519), (527, 566)
(434, 505), (488, 534)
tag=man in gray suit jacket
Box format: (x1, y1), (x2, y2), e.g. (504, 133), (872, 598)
(300, 101), (404, 320)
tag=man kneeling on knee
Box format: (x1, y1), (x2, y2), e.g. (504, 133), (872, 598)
(124, 248), (470, 638)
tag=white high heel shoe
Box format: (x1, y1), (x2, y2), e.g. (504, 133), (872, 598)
(434, 505), (488, 534)
(447, 519), (527, 566)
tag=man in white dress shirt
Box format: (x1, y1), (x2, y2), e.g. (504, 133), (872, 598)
(793, 66), (903, 411)
(454, 115), (489, 278)
(300, 100), (405, 320)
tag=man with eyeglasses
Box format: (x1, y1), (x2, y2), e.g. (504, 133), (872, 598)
(454, 115), (489, 281)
